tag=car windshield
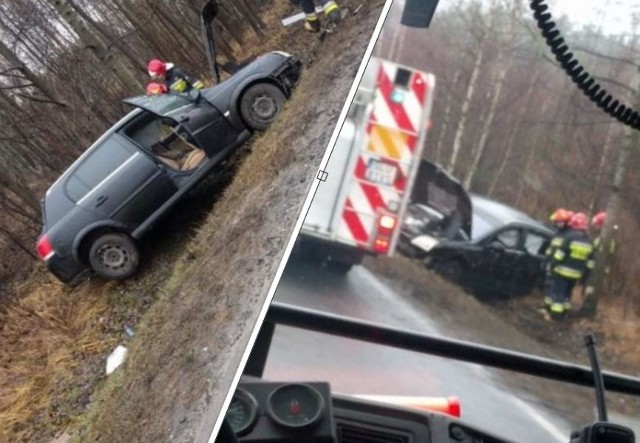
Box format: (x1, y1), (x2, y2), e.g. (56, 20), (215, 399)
(470, 212), (500, 240)
(122, 93), (192, 116)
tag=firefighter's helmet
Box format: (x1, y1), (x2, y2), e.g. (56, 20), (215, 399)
(550, 208), (572, 223)
(592, 211), (606, 229)
(146, 82), (168, 95)
(569, 212), (589, 231)
(148, 59), (167, 78)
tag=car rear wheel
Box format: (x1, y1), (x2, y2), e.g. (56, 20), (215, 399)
(240, 83), (286, 131)
(88, 233), (139, 280)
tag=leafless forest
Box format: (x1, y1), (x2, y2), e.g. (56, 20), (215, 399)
(377, 0), (640, 317)
(0, 0), (265, 293)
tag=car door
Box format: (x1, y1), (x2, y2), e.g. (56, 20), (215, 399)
(70, 133), (177, 228)
(478, 227), (524, 294)
(519, 229), (552, 292)
(122, 93), (238, 158)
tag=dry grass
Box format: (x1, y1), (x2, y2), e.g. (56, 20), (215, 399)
(0, 2), (385, 441)
(0, 275), (117, 442)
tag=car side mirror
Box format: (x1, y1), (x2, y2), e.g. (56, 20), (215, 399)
(188, 88), (202, 103)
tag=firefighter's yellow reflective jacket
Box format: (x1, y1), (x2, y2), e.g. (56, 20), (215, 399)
(548, 229), (595, 280)
(165, 67), (205, 93)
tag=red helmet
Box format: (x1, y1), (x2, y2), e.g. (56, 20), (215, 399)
(148, 59), (166, 77)
(569, 212), (589, 231)
(592, 211), (606, 229)
(550, 208), (572, 223)
(146, 82), (168, 95)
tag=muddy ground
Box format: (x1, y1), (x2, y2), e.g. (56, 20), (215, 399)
(0, 1), (386, 442)
(75, 2), (386, 443)
(365, 255), (640, 427)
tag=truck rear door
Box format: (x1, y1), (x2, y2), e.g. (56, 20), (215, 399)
(332, 59), (436, 255)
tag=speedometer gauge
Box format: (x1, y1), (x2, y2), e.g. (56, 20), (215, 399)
(225, 389), (258, 436)
(266, 383), (325, 429)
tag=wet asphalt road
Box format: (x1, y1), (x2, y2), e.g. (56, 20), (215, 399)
(263, 262), (576, 443)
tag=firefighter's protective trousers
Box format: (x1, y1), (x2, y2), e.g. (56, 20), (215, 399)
(545, 230), (594, 313)
(300, 0), (339, 20)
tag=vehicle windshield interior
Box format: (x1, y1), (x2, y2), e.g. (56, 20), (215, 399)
(121, 111), (206, 172)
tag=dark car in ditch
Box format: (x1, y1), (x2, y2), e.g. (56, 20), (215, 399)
(397, 160), (473, 258)
(36, 46), (301, 283)
(419, 194), (555, 297)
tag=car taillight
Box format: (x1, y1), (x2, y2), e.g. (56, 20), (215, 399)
(36, 234), (54, 260)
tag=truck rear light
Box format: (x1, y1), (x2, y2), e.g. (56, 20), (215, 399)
(373, 238), (389, 253)
(36, 234), (54, 261)
(379, 215), (396, 230)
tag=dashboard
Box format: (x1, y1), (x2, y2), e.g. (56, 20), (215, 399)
(222, 377), (511, 443)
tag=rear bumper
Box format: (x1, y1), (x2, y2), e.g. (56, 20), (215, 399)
(297, 235), (367, 265)
(46, 253), (86, 284)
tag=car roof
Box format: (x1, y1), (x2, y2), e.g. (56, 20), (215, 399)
(470, 194), (553, 238)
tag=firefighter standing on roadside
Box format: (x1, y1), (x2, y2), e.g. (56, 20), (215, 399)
(147, 59), (205, 93)
(296, 0), (341, 33)
(542, 208), (574, 306)
(545, 212), (595, 316)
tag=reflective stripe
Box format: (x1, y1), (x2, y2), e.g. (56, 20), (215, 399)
(550, 303), (564, 314)
(324, 1), (339, 14)
(553, 250), (565, 261)
(171, 79), (188, 92)
(569, 241), (593, 261)
(306, 13), (319, 20)
(193, 81), (204, 89)
(553, 266), (582, 279)
(551, 238), (563, 246)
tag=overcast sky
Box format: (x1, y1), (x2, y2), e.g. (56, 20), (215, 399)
(543, 0), (639, 35)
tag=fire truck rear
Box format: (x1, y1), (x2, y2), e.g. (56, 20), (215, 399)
(297, 57), (436, 272)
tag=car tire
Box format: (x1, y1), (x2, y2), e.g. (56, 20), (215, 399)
(88, 233), (139, 280)
(240, 83), (286, 131)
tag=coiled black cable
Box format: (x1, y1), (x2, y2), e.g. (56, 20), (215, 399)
(530, 0), (640, 130)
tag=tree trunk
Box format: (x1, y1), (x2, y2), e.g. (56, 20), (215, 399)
(0, 38), (68, 107)
(446, 10), (492, 174)
(587, 122), (615, 214)
(433, 64), (461, 164)
(488, 68), (540, 197)
(581, 128), (632, 315)
(463, 51), (509, 189)
(45, 0), (142, 93)
(67, 0), (147, 73)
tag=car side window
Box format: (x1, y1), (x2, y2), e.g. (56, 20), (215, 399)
(65, 136), (136, 202)
(493, 229), (520, 249)
(524, 231), (548, 255)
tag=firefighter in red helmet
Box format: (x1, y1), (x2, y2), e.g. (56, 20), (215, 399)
(146, 82), (168, 95)
(545, 212), (595, 316)
(147, 59), (205, 93)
